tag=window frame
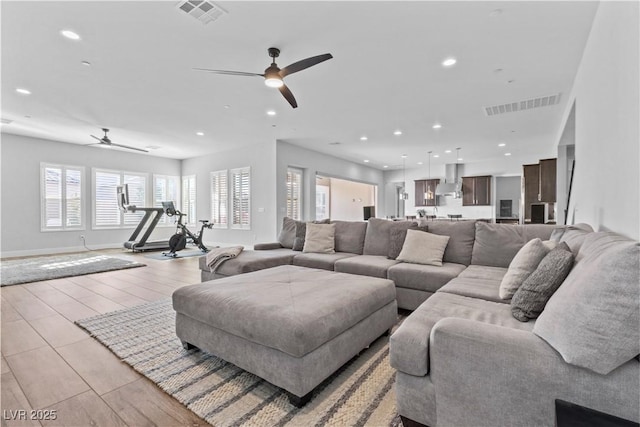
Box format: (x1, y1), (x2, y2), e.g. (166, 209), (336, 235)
(230, 167), (251, 230)
(181, 175), (197, 226)
(210, 170), (229, 229)
(92, 168), (149, 229)
(153, 174), (181, 227)
(286, 167), (303, 220)
(40, 163), (86, 232)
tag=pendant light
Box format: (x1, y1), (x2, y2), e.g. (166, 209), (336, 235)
(400, 155), (409, 200)
(424, 151), (434, 202)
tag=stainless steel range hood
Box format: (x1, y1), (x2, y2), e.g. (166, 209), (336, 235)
(435, 163), (464, 196)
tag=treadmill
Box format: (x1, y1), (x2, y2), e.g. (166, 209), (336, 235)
(118, 184), (172, 252)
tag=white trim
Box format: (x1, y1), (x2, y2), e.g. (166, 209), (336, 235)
(40, 162), (86, 232)
(230, 166), (251, 230)
(210, 169), (229, 229)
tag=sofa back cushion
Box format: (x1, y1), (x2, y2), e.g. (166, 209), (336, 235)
(331, 220), (368, 254)
(426, 220), (476, 266)
(533, 232), (640, 374)
(558, 224), (595, 257)
(364, 219), (414, 256)
(277, 217), (297, 249)
(471, 222), (555, 268)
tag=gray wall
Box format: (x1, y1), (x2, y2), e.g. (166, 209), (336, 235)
(1, 133), (181, 256)
(495, 176), (521, 218)
(557, 1), (639, 239)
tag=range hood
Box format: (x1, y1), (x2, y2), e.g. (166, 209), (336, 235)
(435, 163), (464, 196)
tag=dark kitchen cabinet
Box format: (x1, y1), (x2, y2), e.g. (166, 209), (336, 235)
(462, 176), (491, 206)
(523, 164), (540, 221)
(523, 159), (557, 221)
(415, 179), (440, 207)
(539, 158), (557, 202)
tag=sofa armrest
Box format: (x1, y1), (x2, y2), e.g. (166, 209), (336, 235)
(253, 242), (284, 250)
(430, 318), (640, 427)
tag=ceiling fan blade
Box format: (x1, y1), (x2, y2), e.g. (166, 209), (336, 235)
(192, 68), (264, 77)
(279, 84), (298, 108)
(280, 53), (333, 78)
(90, 134), (102, 142)
(109, 142), (149, 153)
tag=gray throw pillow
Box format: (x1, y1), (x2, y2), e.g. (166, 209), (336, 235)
(499, 238), (551, 300)
(302, 223), (336, 253)
(397, 230), (450, 266)
(292, 219), (330, 251)
(388, 225), (428, 260)
(277, 217), (296, 249)
(511, 242), (574, 322)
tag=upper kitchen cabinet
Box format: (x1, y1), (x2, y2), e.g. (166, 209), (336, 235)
(462, 175), (492, 206)
(539, 158), (557, 202)
(415, 179), (440, 206)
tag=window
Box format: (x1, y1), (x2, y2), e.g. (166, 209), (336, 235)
(286, 168), (303, 220)
(153, 175), (180, 225)
(231, 167), (250, 229)
(210, 170), (228, 229)
(41, 164), (84, 231)
(94, 169), (147, 228)
(182, 175), (196, 226)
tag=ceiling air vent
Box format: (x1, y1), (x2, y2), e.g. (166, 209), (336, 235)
(483, 93), (562, 116)
(176, 0), (227, 25)
(1, 118), (13, 125)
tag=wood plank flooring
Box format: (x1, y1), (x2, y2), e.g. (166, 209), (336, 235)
(1, 249), (208, 427)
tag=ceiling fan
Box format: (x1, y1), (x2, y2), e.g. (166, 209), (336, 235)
(193, 47), (333, 108)
(88, 128), (148, 153)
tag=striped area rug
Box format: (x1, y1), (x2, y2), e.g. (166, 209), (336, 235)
(76, 299), (403, 427)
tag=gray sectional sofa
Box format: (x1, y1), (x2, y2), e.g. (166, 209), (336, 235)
(197, 218), (640, 426)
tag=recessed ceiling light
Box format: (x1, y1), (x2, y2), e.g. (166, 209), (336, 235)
(266, 110), (276, 116)
(61, 30), (81, 40)
(196, 132), (204, 136)
(363, 159), (370, 163)
(360, 136), (368, 141)
(433, 154), (440, 158)
(383, 165), (389, 168)
(16, 88), (31, 95)
(498, 143), (506, 147)
(489, 9), (503, 17)
(505, 153), (512, 156)
(224, 105), (231, 109)
(445, 150), (452, 154)
(493, 68), (503, 73)
(394, 130), (403, 136)
(432, 123), (442, 129)
(442, 57), (457, 67)
(81, 61), (91, 67)
(457, 158), (463, 161)
(329, 141), (341, 145)
(401, 154), (407, 159)
(417, 162), (423, 165)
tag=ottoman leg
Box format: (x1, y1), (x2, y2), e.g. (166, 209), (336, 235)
(288, 390), (313, 407)
(181, 340), (197, 350)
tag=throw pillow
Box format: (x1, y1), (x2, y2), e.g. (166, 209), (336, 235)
(499, 238), (551, 300)
(396, 230), (450, 266)
(388, 225), (428, 260)
(533, 232), (640, 375)
(302, 223), (336, 253)
(511, 242), (574, 322)
(292, 219), (331, 251)
(277, 217), (296, 249)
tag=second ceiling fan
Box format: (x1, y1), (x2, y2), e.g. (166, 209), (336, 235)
(194, 47), (332, 108)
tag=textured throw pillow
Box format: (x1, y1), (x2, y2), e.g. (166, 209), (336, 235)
(533, 232), (640, 375)
(511, 242), (574, 322)
(302, 223), (336, 253)
(388, 225), (428, 260)
(499, 238), (551, 300)
(396, 230), (450, 266)
(277, 217), (297, 249)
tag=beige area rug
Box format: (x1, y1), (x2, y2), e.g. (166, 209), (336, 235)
(76, 299), (403, 427)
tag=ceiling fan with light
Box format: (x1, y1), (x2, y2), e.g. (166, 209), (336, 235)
(193, 47), (333, 108)
(87, 128), (148, 153)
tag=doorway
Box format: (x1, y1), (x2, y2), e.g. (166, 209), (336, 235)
(315, 175), (377, 221)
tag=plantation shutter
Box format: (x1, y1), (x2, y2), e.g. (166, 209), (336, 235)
(123, 174), (147, 226)
(286, 168), (303, 220)
(231, 167), (250, 229)
(182, 176), (196, 225)
(65, 168), (82, 227)
(154, 175), (180, 225)
(95, 171), (121, 226)
(42, 164), (84, 230)
(210, 170), (228, 228)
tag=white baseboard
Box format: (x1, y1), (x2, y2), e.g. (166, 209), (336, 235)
(0, 243), (124, 259)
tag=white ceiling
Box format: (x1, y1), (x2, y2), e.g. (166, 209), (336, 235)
(1, 1), (598, 169)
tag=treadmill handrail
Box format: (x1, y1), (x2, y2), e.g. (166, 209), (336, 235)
(125, 207), (165, 248)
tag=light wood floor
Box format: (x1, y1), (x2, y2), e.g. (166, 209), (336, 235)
(1, 249), (209, 427)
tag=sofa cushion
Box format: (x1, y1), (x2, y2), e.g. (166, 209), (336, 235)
(458, 265), (508, 281)
(390, 292), (534, 376)
(334, 255), (400, 278)
(397, 230), (450, 266)
(388, 224), (429, 260)
(387, 262), (466, 293)
(511, 242), (574, 322)
(559, 225), (594, 257)
(200, 249), (296, 276)
(425, 220), (476, 266)
(438, 277), (505, 304)
(332, 220), (368, 255)
(277, 217), (296, 249)
(292, 252), (357, 271)
(303, 223), (336, 253)
(471, 222), (555, 268)
(499, 238), (551, 300)
(363, 218), (415, 256)
(533, 232), (640, 374)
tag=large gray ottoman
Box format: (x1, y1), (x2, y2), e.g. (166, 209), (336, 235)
(172, 265), (397, 405)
